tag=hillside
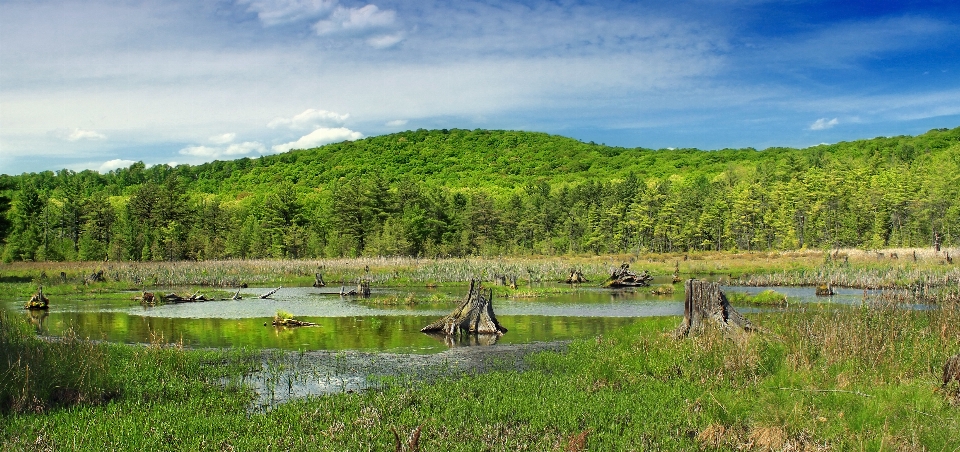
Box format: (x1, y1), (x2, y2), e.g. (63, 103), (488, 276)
(1, 127), (959, 260)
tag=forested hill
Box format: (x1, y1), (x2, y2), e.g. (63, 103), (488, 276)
(1, 127), (959, 261)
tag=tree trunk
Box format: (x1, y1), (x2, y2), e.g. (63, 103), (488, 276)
(675, 279), (754, 338)
(421, 280), (507, 336)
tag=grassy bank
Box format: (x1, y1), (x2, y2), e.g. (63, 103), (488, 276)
(3, 296), (959, 450)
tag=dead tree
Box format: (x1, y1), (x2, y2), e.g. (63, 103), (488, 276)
(564, 268), (588, 284)
(230, 288), (242, 300)
(259, 286), (281, 299)
(421, 280), (507, 336)
(313, 273), (326, 288)
(603, 263), (653, 287)
(675, 279), (754, 338)
(672, 262), (681, 284)
(25, 286), (49, 310)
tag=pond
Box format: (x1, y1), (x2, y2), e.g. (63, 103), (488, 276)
(2, 281), (868, 354)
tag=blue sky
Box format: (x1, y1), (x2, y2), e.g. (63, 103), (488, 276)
(2, 0), (959, 175)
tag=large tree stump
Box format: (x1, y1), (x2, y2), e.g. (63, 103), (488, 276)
(675, 279), (754, 338)
(421, 280), (507, 336)
(25, 286), (49, 310)
(603, 263), (653, 287)
(944, 354), (960, 387)
(564, 268), (588, 284)
(313, 273), (326, 288)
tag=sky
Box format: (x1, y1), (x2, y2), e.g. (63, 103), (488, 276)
(2, 0), (960, 175)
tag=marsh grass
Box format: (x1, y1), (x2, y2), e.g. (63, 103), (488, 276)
(726, 289), (788, 307)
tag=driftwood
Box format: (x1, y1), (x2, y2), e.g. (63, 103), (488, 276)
(675, 279), (754, 338)
(603, 263), (653, 287)
(313, 273), (326, 288)
(25, 286), (49, 310)
(564, 268), (588, 284)
(272, 317), (317, 327)
(421, 280), (507, 337)
(259, 286), (281, 299)
(230, 288), (242, 300)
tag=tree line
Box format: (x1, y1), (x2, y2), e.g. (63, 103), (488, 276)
(1, 127), (958, 261)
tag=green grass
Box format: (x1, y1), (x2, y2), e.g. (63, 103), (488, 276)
(3, 297), (960, 450)
(726, 289), (789, 307)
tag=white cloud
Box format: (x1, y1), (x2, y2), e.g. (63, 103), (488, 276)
(64, 128), (107, 141)
(209, 132), (236, 144)
(809, 117), (839, 130)
(272, 127), (363, 152)
(239, 0), (336, 26)
(98, 159), (136, 173)
(179, 141), (266, 159)
(385, 119), (408, 127)
(267, 109), (350, 130)
(313, 5), (396, 36)
(367, 32), (405, 49)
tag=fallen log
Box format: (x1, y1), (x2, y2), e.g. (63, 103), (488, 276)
(421, 280), (507, 336)
(603, 263), (653, 287)
(675, 279), (754, 338)
(272, 317), (317, 327)
(25, 286), (49, 310)
(230, 288), (242, 300)
(259, 286), (281, 299)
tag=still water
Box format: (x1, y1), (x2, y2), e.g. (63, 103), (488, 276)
(3, 283), (865, 353)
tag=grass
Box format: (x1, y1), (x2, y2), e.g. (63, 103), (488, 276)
(726, 289), (789, 307)
(2, 290), (960, 449)
(3, 251), (960, 450)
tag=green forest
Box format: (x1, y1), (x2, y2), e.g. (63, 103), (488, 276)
(1, 126), (959, 261)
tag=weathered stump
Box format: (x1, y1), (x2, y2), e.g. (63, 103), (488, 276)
(421, 280), (507, 337)
(564, 269), (588, 284)
(313, 273), (326, 288)
(672, 262), (681, 284)
(675, 279), (754, 338)
(603, 263), (653, 287)
(25, 286), (49, 310)
(815, 284), (835, 296)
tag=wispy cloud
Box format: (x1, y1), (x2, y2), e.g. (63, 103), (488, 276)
(239, 0), (336, 26)
(272, 127), (363, 152)
(385, 119), (408, 127)
(268, 109), (349, 130)
(209, 132), (236, 144)
(98, 159), (136, 173)
(179, 141), (267, 159)
(809, 118), (839, 130)
(313, 5), (396, 35)
(58, 128), (107, 141)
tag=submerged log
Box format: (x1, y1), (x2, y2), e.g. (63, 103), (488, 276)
(675, 279), (754, 338)
(603, 263), (653, 288)
(421, 280), (507, 336)
(259, 286), (281, 299)
(272, 317), (317, 327)
(564, 268), (588, 284)
(25, 286), (49, 310)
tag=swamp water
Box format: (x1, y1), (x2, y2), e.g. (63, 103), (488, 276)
(2, 283), (872, 353)
(2, 282), (873, 408)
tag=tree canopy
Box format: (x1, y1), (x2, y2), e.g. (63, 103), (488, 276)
(2, 126), (959, 261)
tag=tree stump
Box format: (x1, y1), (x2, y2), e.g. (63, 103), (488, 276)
(675, 279), (754, 338)
(603, 263), (653, 287)
(564, 269), (588, 284)
(421, 280), (507, 337)
(313, 273), (326, 288)
(25, 286), (49, 310)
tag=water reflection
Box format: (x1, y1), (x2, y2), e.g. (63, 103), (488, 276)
(0, 282), (888, 353)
